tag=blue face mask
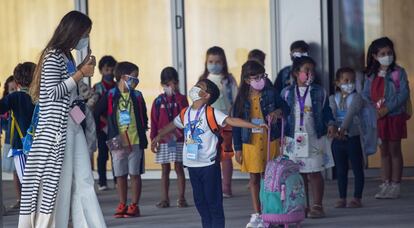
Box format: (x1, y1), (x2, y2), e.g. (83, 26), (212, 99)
(103, 73), (114, 82)
(207, 63), (223, 75)
(124, 75), (139, 90)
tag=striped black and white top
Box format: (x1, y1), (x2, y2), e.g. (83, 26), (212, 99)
(20, 49), (77, 215)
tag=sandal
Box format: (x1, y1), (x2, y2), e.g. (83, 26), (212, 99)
(308, 204), (325, 218)
(334, 199), (346, 208)
(177, 199), (188, 208)
(348, 199), (362, 208)
(156, 200), (170, 208)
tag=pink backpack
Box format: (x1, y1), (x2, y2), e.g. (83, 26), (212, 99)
(260, 117), (306, 228)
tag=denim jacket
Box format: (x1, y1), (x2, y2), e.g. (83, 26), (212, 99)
(232, 79), (290, 151)
(274, 65), (294, 93)
(362, 65), (410, 116)
(281, 84), (335, 138)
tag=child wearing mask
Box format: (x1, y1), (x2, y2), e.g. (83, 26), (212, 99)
(363, 37), (410, 199)
(281, 56), (336, 218)
(94, 61), (148, 218)
(329, 67), (365, 208)
(232, 60), (289, 228)
(151, 67), (189, 208)
(274, 40), (309, 93)
(199, 46), (238, 198)
(152, 79), (268, 228)
(0, 63), (36, 210)
(0, 75), (20, 209)
(90, 55), (117, 191)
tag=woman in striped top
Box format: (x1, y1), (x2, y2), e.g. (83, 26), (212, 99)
(18, 11), (106, 228)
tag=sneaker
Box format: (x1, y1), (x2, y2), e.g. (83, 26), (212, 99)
(124, 203), (141, 218)
(9, 200), (20, 209)
(98, 185), (109, 191)
(246, 213), (265, 228)
(384, 183), (400, 199)
(114, 202), (127, 218)
(375, 182), (390, 199)
(223, 193), (233, 198)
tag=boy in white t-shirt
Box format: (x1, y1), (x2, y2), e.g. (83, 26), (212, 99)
(152, 79), (266, 228)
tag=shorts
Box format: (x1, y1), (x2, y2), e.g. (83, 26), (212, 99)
(111, 144), (145, 177)
(155, 142), (184, 164)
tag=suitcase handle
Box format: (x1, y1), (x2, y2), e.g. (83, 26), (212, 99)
(266, 115), (285, 162)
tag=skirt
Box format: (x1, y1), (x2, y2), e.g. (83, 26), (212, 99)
(378, 113), (407, 140)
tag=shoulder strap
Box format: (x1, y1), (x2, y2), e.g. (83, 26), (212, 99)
(11, 111), (23, 139)
(179, 107), (189, 125)
(205, 106), (219, 133)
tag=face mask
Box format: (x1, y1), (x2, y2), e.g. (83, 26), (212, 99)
(75, 37), (89, 50)
(377, 55), (394, 66)
(163, 86), (174, 96)
(124, 75), (139, 90)
(189, 86), (202, 102)
(207, 63), (223, 75)
(250, 78), (265, 91)
(298, 72), (309, 84)
(340, 83), (355, 94)
(291, 52), (308, 61)
(103, 73), (114, 81)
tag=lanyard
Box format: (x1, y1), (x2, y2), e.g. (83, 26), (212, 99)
(162, 94), (177, 121)
(187, 105), (205, 138)
(119, 93), (131, 112)
(296, 86), (309, 127)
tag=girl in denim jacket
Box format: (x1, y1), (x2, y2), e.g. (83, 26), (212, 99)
(281, 56), (336, 218)
(363, 37), (410, 199)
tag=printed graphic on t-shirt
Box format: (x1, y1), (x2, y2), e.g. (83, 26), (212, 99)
(184, 119), (204, 149)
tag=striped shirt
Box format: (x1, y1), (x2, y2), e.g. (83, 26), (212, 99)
(20, 49), (77, 215)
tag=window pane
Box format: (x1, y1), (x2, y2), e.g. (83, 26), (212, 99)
(185, 0), (271, 89)
(88, 0), (172, 169)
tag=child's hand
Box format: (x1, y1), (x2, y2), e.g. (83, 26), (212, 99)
(377, 107), (389, 118)
(327, 125), (337, 138)
(336, 128), (347, 140)
(259, 123), (269, 130)
(151, 136), (160, 153)
(269, 109), (283, 123)
(235, 151), (242, 165)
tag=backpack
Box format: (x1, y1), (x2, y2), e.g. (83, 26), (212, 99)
(179, 106), (223, 162)
(22, 104), (40, 155)
(390, 68), (412, 119)
(260, 117), (306, 227)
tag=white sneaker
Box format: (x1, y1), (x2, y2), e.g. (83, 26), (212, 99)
(384, 183), (400, 199)
(375, 182), (390, 199)
(98, 185), (109, 191)
(246, 213), (265, 228)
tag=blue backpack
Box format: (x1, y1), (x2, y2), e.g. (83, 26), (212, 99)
(22, 104), (39, 155)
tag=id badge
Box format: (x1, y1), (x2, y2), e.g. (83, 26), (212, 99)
(186, 143), (198, 161)
(119, 110), (131, 126)
(251, 118), (264, 134)
(69, 105), (86, 125)
(294, 131), (309, 157)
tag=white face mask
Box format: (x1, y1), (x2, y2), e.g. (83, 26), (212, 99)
(340, 83), (355, 94)
(75, 37), (89, 50)
(189, 86), (202, 102)
(163, 86), (174, 96)
(377, 55), (393, 66)
(292, 52), (308, 59)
